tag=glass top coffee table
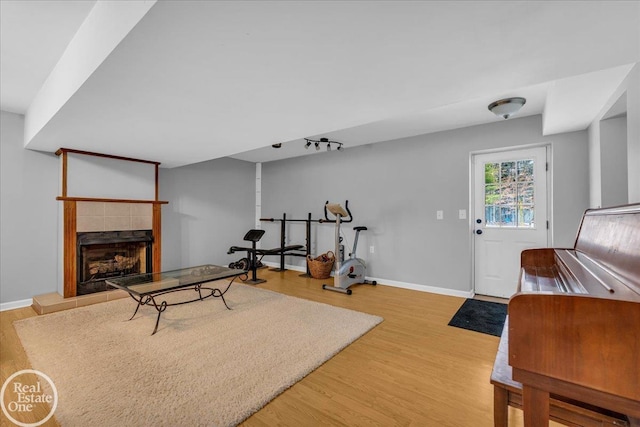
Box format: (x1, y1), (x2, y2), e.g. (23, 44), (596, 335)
(106, 265), (247, 335)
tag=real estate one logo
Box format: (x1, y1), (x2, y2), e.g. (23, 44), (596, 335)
(1, 369), (58, 427)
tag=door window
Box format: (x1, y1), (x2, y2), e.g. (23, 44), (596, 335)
(484, 159), (535, 228)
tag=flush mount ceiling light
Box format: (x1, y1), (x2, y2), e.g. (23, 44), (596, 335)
(304, 137), (344, 152)
(488, 97), (526, 120)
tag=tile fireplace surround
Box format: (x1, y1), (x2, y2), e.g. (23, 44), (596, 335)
(76, 201), (153, 232)
(59, 199), (164, 298)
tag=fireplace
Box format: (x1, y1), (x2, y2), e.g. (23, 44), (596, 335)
(56, 149), (167, 298)
(77, 230), (153, 295)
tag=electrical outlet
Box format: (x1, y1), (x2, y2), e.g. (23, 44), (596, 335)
(369, 246), (375, 254)
(436, 210), (443, 220)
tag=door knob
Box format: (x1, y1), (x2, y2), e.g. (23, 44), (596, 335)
(476, 219), (482, 224)
(475, 229), (483, 235)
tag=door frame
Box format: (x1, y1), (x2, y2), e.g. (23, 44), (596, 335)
(469, 143), (553, 297)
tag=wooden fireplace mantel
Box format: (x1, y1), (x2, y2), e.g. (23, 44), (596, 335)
(56, 149), (167, 298)
(57, 197), (168, 204)
(56, 148), (162, 200)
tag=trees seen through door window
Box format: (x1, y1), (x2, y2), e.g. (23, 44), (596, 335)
(484, 159), (535, 228)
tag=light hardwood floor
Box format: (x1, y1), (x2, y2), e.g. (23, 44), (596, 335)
(1, 269), (537, 426)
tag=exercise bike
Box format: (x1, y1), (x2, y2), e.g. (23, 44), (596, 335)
(321, 201), (376, 295)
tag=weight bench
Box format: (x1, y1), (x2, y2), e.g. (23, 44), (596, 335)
(491, 318), (630, 427)
(227, 229), (304, 284)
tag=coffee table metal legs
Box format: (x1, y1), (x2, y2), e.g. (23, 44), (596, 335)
(126, 295), (168, 335)
(151, 300), (168, 335)
(126, 279), (237, 335)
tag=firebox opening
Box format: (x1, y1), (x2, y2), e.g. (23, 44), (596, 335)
(77, 230), (153, 295)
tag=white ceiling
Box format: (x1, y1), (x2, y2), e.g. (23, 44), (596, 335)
(1, 1), (638, 168)
(0, 0), (97, 113)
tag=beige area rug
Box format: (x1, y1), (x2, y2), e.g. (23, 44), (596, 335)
(14, 284), (382, 426)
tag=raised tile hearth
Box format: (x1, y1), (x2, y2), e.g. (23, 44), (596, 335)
(32, 290), (129, 315)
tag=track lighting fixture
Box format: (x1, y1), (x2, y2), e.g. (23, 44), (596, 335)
(304, 137), (344, 152)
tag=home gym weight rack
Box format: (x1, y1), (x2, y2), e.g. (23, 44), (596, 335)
(260, 212), (322, 277)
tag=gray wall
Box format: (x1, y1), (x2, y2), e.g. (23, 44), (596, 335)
(600, 116), (628, 207)
(0, 109), (589, 303)
(587, 64), (640, 206)
(1, 111), (60, 304)
(627, 65), (640, 202)
(67, 152), (156, 200)
(0, 110), (255, 305)
(159, 158), (256, 270)
(261, 115), (589, 293)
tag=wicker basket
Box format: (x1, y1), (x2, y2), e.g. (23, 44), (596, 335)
(307, 251), (335, 279)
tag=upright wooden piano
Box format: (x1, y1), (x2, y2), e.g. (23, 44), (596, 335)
(507, 203), (640, 426)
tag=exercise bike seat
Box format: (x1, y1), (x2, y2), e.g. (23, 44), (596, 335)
(353, 226), (367, 231)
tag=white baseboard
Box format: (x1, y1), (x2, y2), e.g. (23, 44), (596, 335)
(370, 277), (473, 298)
(262, 261), (307, 273)
(0, 298), (33, 312)
(261, 261), (473, 299)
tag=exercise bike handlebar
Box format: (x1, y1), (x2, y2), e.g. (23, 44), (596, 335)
(321, 200), (353, 223)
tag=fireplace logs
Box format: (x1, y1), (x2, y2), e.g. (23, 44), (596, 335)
(77, 230), (153, 295)
(88, 255), (140, 277)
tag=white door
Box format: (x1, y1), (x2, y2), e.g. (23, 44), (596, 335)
(473, 146), (549, 298)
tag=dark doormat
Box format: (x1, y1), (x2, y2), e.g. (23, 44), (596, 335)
(447, 299), (507, 337)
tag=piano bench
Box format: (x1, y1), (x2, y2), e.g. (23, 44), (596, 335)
(491, 321), (630, 427)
